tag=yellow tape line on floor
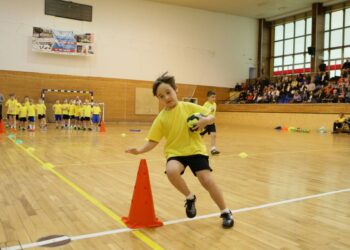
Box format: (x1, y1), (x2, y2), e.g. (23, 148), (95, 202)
(9, 138), (164, 250)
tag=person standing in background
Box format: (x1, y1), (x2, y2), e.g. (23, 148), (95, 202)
(200, 91), (220, 155)
(0, 92), (4, 121)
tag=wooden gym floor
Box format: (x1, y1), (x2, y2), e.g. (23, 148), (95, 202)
(0, 120), (349, 250)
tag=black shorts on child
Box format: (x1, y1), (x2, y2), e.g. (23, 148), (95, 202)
(167, 154), (212, 176)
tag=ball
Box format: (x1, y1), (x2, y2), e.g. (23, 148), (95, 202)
(187, 113), (203, 132)
(121, 133), (126, 137)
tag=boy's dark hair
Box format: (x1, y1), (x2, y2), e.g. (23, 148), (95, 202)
(207, 90), (216, 97)
(153, 72), (176, 96)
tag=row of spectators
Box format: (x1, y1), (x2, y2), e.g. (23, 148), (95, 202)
(232, 70), (350, 104)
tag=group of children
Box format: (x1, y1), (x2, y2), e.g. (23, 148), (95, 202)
(52, 98), (102, 131)
(4, 94), (102, 131)
(5, 94), (47, 131)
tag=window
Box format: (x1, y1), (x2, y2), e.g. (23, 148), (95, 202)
(323, 7), (350, 77)
(272, 17), (312, 76)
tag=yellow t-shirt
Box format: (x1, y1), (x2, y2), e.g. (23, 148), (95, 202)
(84, 104), (92, 117)
(69, 104), (76, 116)
(337, 117), (346, 123)
(5, 99), (18, 115)
(18, 106), (27, 118)
(62, 103), (69, 115)
(27, 104), (36, 117)
(15, 103), (21, 115)
(147, 101), (210, 159)
(53, 104), (62, 115)
(24, 101), (30, 108)
(203, 101), (216, 116)
(36, 103), (46, 115)
(79, 106), (85, 117)
(75, 106), (81, 117)
(92, 106), (101, 115)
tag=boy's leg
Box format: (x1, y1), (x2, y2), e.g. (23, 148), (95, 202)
(209, 125), (220, 155)
(210, 132), (217, 150)
(166, 160), (190, 196)
(166, 160), (197, 218)
(196, 170), (225, 210)
(196, 170), (233, 228)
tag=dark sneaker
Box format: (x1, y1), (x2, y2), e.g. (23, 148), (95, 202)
(220, 210), (234, 228)
(211, 149), (220, 155)
(184, 195), (196, 218)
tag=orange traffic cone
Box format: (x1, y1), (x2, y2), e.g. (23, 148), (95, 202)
(100, 121), (106, 132)
(122, 159), (163, 229)
(0, 120), (4, 134)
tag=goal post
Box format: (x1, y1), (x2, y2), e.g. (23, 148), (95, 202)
(40, 88), (105, 123)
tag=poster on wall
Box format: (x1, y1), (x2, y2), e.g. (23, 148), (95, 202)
(32, 27), (94, 56)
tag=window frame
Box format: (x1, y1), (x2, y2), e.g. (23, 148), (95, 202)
(272, 16), (312, 76)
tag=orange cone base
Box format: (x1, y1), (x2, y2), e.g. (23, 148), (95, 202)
(0, 120), (4, 134)
(121, 216), (163, 229)
(100, 121), (106, 132)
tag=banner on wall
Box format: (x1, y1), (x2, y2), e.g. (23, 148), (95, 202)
(32, 27), (94, 56)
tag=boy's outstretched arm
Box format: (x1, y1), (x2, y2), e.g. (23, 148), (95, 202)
(125, 140), (158, 155)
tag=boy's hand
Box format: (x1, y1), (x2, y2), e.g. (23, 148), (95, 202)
(125, 148), (139, 155)
(192, 116), (207, 131)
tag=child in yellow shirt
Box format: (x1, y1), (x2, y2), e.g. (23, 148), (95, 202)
(5, 94), (18, 129)
(18, 102), (27, 130)
(36, 98), (47, 129)
(83, 100), (92, 131)
(68, 99), (76, 128)
(126, 73), (233, 228)
(52, 100), (63, 129)
(200, 91), (220, 155)
(62, 99), (70, 129)
(92, 102), (101, 131)
(27, 99), (36, 131)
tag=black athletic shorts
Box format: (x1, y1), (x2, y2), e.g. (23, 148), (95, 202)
(167, 154), (212, 176)
(200, 124), (216, 136)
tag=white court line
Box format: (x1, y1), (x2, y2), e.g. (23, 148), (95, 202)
(2, 187), (350, 250)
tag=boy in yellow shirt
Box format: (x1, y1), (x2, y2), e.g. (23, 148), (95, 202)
(36, 98), (47, 129)
(92, 102), (101, 131)
(68, 99), (76, 128)
(126, 73), (233, 228)
(83, 100), (92, 131)
(333, 112), (348, 133)
(0, 92), (4, 122)
(5, 94), (17, 129)
(27, 99), (36, 131)
(200, 91), (220, 155)
(18, 102), (27, 130)
(62, 99), (70, 129)
(74, 102), (81, 130)
(52, 100), (63, 129)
